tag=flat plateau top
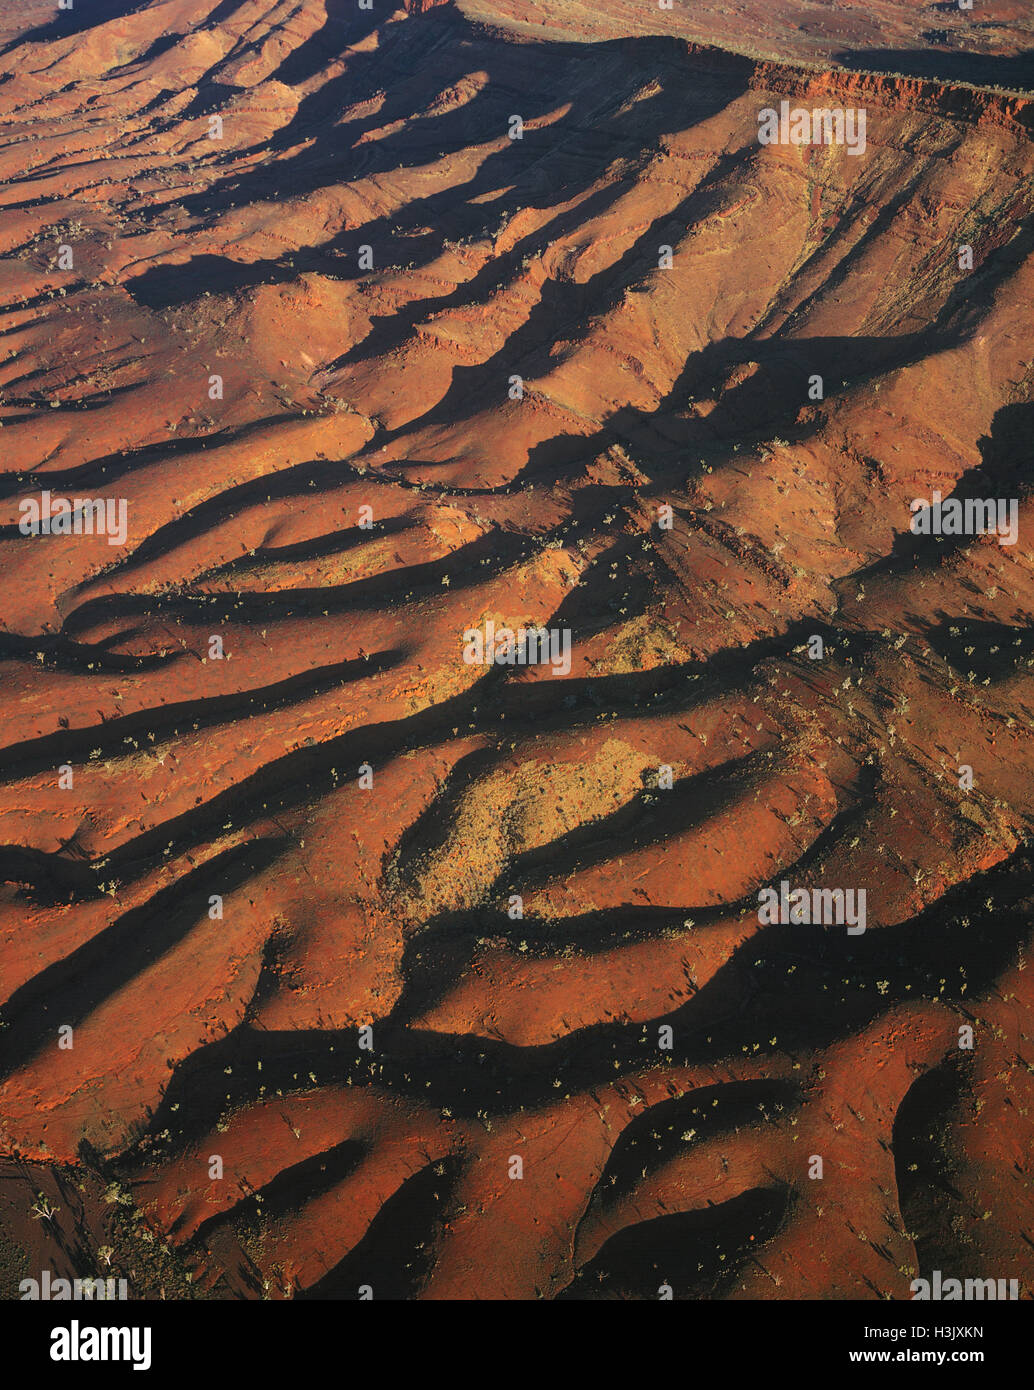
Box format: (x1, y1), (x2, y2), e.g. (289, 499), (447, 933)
(457, 0), (1034, 92)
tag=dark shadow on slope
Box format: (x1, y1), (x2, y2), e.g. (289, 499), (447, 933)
(297, 1156), (465, 1299)
(127, 844), (1034, 1149)
(0, 0), (159, 52)
(892, 1057), (974, 1278)
(0, 649), (403, 785)
(560, 1186), (790, 1300)
(125, 18), (750, 307)
(0, 836), (290, 1079)
(837, 399), (1034, 590)
(588, 1079), (800, 1204)
(924, 618), (1034, 685)
(188, 1137), (367, 1248)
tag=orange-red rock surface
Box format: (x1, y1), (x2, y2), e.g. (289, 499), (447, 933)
(0, 0), (1031, 1299)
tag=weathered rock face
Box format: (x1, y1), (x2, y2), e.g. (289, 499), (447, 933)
(0, 0), (1031, 1302)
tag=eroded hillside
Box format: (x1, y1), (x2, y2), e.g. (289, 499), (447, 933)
(0, 0), (1031, 1300)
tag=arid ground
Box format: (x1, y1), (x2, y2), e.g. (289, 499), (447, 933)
(0, 0), (1032, 1300)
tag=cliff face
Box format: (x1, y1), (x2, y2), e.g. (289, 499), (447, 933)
(0, 0), (1032, 1302)
(744, 58), (1034, 133)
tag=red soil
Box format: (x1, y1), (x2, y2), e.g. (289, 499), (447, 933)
(0, 0), (1031, 1300)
